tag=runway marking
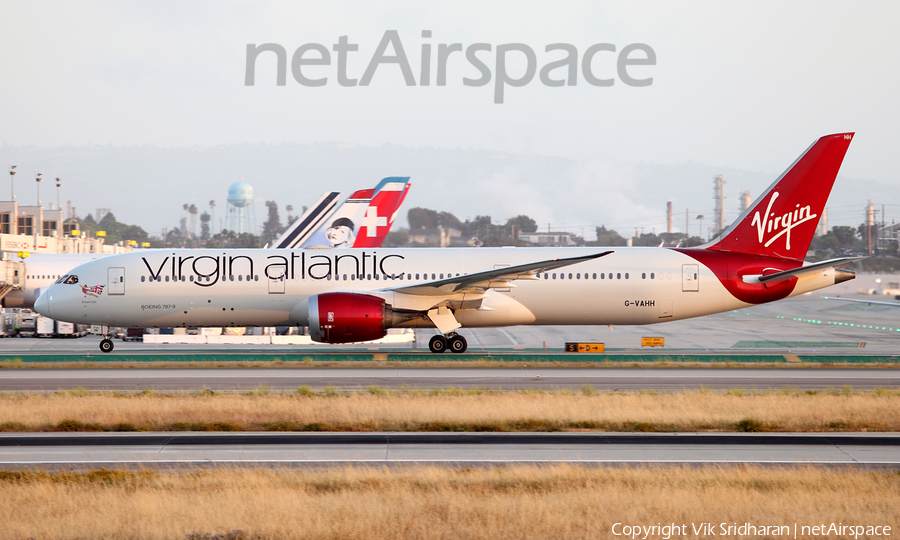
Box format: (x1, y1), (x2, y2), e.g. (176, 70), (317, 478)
(497, 329), (521, 348)
(1, 460), (898, 465)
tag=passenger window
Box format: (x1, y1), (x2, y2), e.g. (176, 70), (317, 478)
(544, 273), (549, 279)
(351, 275), (355, 281)
(568, 273), (573, 279)
(165, 276), (170, 282)
(343, 274), (347, 280)
(642, 273), (646, 279)
(617, 273), (621, 279)
(238, 275), (243, 281)
(552, 273), (557, 279)
(190, 276), (194, 282)
(651, 273), (655, 279)
(141, 276), (146, 282)
(431, 274), (436, 280)
(415, 274), (419, 280)
(592, 273), (597, 279)
(229, 275), (234, 281)
(440, 274), (444, 279)
(625, 273), (629, 279)
(576, 273), (581, 279)
(255, 275), (259, 281)
(375, 274), (379, 280)
(367, 274), (372, 280)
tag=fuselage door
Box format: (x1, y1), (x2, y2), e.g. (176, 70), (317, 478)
(268, 272), (285, 294)
(108, 267), (125, 295)
(682, 264), (699, 292)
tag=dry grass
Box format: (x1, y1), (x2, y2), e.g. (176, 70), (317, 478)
(1, 388), (899, 432)
(0, 465), (897, 539)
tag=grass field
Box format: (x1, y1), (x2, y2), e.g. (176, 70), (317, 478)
(1, 387), (898, 432)
(0, 465), (897, 539)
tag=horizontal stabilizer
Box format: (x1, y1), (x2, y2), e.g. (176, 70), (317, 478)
(742, 257), (863, 284)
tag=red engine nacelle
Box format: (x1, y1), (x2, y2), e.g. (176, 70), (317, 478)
(308, 292), (390, 344)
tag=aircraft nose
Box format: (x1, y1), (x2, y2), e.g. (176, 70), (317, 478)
(35, 290), (51, 318)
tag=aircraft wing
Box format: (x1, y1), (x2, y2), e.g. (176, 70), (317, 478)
(823, 296), (900, 307)
(386, 251), (613, 296)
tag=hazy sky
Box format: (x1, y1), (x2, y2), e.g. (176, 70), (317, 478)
(0, 1), (896, 236)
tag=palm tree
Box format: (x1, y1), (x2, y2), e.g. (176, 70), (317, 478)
(182, 204), (190, 239)
(286, 205), (294, 224)
(696, 215), (705, 241)
(189, 204), (198, 239)
(209, 200), (216, 235)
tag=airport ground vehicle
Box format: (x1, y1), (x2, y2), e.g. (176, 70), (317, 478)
(37, 134), (858, 353)
(123, 327), (145, 341)
(16, 310), (36, 338)
(36, 315), (55, 338)
(55, 320), (76, 337)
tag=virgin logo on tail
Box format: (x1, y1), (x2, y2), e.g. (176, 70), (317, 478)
(706, 133), (853, 260)
(750, 191), (817, 251)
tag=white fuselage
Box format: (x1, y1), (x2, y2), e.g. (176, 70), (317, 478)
(37, 247), (840, 329)
(4, 254), (108, 308)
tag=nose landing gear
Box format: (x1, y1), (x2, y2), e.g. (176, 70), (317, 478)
(428, 333), (467, 354)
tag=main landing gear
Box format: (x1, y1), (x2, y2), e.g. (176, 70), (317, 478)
(99, 338), (115, 353)
(428, 333), (467, 354)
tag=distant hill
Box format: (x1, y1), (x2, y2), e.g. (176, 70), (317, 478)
(0, 142), (888, 241)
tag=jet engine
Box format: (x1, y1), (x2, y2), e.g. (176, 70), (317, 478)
(308, 292), (392, 343)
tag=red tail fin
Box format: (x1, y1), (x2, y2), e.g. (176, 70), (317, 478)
(352, 178), (411, 248)
(706, 133), (854, 260)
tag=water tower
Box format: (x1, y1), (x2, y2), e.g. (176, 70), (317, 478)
(226, 181), (256, 234)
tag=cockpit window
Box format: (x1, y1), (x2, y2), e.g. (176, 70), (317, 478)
(63, 275), (79, 285)
(55, 276), (66, 284)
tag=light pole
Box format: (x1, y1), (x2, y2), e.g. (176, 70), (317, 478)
(55, 176), (62, 211)
(8, 164), (16, 201)
(35, 172), (43, 207)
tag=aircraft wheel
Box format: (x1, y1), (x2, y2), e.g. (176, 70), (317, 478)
(99, 338), (114, 353)
(448, 335), (467, 354)
(428, 335), (448, 354)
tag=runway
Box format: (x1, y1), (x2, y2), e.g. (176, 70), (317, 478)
(1, 366), (899, 392)
(0, 433), (896, 468)
(1, 291), (900, 356)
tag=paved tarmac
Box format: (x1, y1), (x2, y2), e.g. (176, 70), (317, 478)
(0, 433), (896, 468)
(1, 366), (899, 391)
(0, 291), (899, 356)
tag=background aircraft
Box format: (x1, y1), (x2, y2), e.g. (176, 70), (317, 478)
(272, 177), (410, 249)
(8, 178), (410, 309)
